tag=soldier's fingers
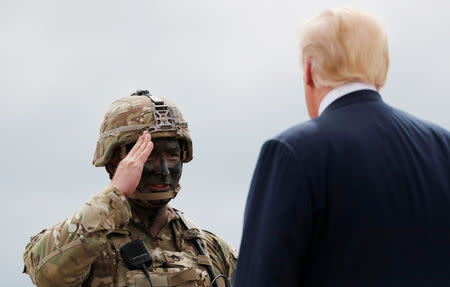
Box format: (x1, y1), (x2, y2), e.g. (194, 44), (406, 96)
(127, 133), (145, 158)
(134, 132), (152, 160)
(138, 138), (154, 162)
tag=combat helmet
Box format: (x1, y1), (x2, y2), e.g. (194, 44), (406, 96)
(93, 90), (192, 167)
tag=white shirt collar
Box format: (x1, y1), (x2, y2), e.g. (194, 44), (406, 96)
(318, 82), (377, 115)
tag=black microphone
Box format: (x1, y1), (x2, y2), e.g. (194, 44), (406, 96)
(120, 240), (154, 287)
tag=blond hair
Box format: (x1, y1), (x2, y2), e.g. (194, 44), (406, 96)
(299, 8), (389, 89)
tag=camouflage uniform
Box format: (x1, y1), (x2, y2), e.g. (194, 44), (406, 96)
(23, 92), (237, 287)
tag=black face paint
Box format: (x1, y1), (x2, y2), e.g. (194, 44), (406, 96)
(134, 137), (183, 205)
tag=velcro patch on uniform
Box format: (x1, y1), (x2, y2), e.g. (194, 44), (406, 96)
(163, 251), (191, 267)
(197, 255), (212, 266)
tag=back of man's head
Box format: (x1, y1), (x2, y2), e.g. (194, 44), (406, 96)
(299, 8), (389, 89)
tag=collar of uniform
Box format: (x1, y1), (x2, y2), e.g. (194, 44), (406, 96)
(318, 82), (377, 116)
(130, 205), (177, 224)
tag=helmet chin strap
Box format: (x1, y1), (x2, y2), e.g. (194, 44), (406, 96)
(127, 185), (181, 208)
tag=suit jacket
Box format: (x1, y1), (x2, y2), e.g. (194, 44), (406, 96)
(234, 90), (450, 286)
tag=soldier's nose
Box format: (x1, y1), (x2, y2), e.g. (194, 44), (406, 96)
(158, 158), (169, 176)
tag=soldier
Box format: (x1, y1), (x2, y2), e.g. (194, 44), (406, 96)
(23, 90), (237, 287)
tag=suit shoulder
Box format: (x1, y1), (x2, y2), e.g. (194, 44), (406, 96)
(273, 118), (325, 153)
(391, 106), (450, 143)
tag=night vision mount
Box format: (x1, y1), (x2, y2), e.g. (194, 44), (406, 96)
(131, 90), (187, 137)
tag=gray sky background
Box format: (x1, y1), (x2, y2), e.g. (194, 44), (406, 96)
(2, 0), (449, 285)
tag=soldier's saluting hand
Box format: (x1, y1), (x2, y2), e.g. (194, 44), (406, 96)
(111, 131), (153, 197)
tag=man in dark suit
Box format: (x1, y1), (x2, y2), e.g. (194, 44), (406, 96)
(234, 8), (450, 287)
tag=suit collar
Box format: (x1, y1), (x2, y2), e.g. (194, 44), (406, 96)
(321, 89), (382, 116)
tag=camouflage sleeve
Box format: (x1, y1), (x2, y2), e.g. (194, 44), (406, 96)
(203, 230), (238, 285)
(23, 185), (131, 287)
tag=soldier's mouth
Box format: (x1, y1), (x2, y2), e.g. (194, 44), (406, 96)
(147, 184), (170, 192)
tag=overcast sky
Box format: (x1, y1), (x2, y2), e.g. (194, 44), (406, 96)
(2, 0), (450, 286)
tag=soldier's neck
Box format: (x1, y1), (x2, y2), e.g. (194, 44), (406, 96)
(131, 203), (169, 237)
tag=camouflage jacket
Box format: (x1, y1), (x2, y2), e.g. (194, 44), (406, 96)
(23, 185), (237, 287)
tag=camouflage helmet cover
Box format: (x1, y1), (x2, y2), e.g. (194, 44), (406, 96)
(93, 91), (193, 167)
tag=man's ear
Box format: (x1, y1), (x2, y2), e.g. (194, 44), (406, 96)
(304, 58), (315, 88)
